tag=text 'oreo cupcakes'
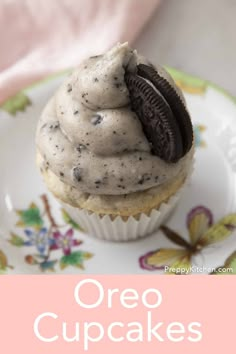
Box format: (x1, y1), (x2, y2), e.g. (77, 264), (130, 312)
(36, 43), (194, 241)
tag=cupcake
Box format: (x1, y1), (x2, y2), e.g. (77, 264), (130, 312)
(36, 43), (194, 241)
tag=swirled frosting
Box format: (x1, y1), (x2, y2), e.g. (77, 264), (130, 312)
(36, 43), (193, 195)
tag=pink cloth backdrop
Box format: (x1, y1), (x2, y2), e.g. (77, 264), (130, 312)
(0, 0), (160, 104)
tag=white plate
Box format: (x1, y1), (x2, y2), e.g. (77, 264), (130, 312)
(1, 68), (236, 274)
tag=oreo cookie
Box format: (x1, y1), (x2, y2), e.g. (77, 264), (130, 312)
(125, 64), (193, 162)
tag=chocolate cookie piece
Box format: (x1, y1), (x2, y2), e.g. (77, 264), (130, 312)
(125, 72), (184, 162)
(73, 167), (82, 182)
(137, 64), (193, 155)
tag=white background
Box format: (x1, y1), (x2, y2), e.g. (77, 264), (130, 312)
(135, 0), (236, 96)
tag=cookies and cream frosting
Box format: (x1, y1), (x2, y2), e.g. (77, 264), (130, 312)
(36, 43), (193, 196)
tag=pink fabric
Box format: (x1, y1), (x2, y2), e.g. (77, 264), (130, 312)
(0, 0), (160, 104)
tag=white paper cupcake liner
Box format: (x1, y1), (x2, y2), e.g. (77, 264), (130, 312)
(62, 191), (180, 241)
(61, 161), (194, 242)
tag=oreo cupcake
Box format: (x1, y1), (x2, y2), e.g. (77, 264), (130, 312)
(36, 43), (194, 241)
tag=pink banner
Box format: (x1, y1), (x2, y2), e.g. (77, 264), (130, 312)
(0, 275), (233, 353)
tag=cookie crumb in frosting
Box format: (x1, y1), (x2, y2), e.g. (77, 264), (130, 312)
(91, 114), (103, 125)
(67, 84), (72, 93)
(73, 167), (82, 182)
(76, 144), (86, 153)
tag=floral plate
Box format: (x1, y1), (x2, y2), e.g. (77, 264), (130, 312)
(1, 67), (236, 275)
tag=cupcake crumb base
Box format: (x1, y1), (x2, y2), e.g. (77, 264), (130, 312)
(61, 190), (181, 242)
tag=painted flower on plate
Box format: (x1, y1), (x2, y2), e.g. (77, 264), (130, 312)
(50, 228), (82, 255)
(24, 227), (52, 255)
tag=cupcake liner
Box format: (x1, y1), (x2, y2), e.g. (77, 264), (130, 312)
(61, 160), (194, 242)
(62, 190), (181, 242)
